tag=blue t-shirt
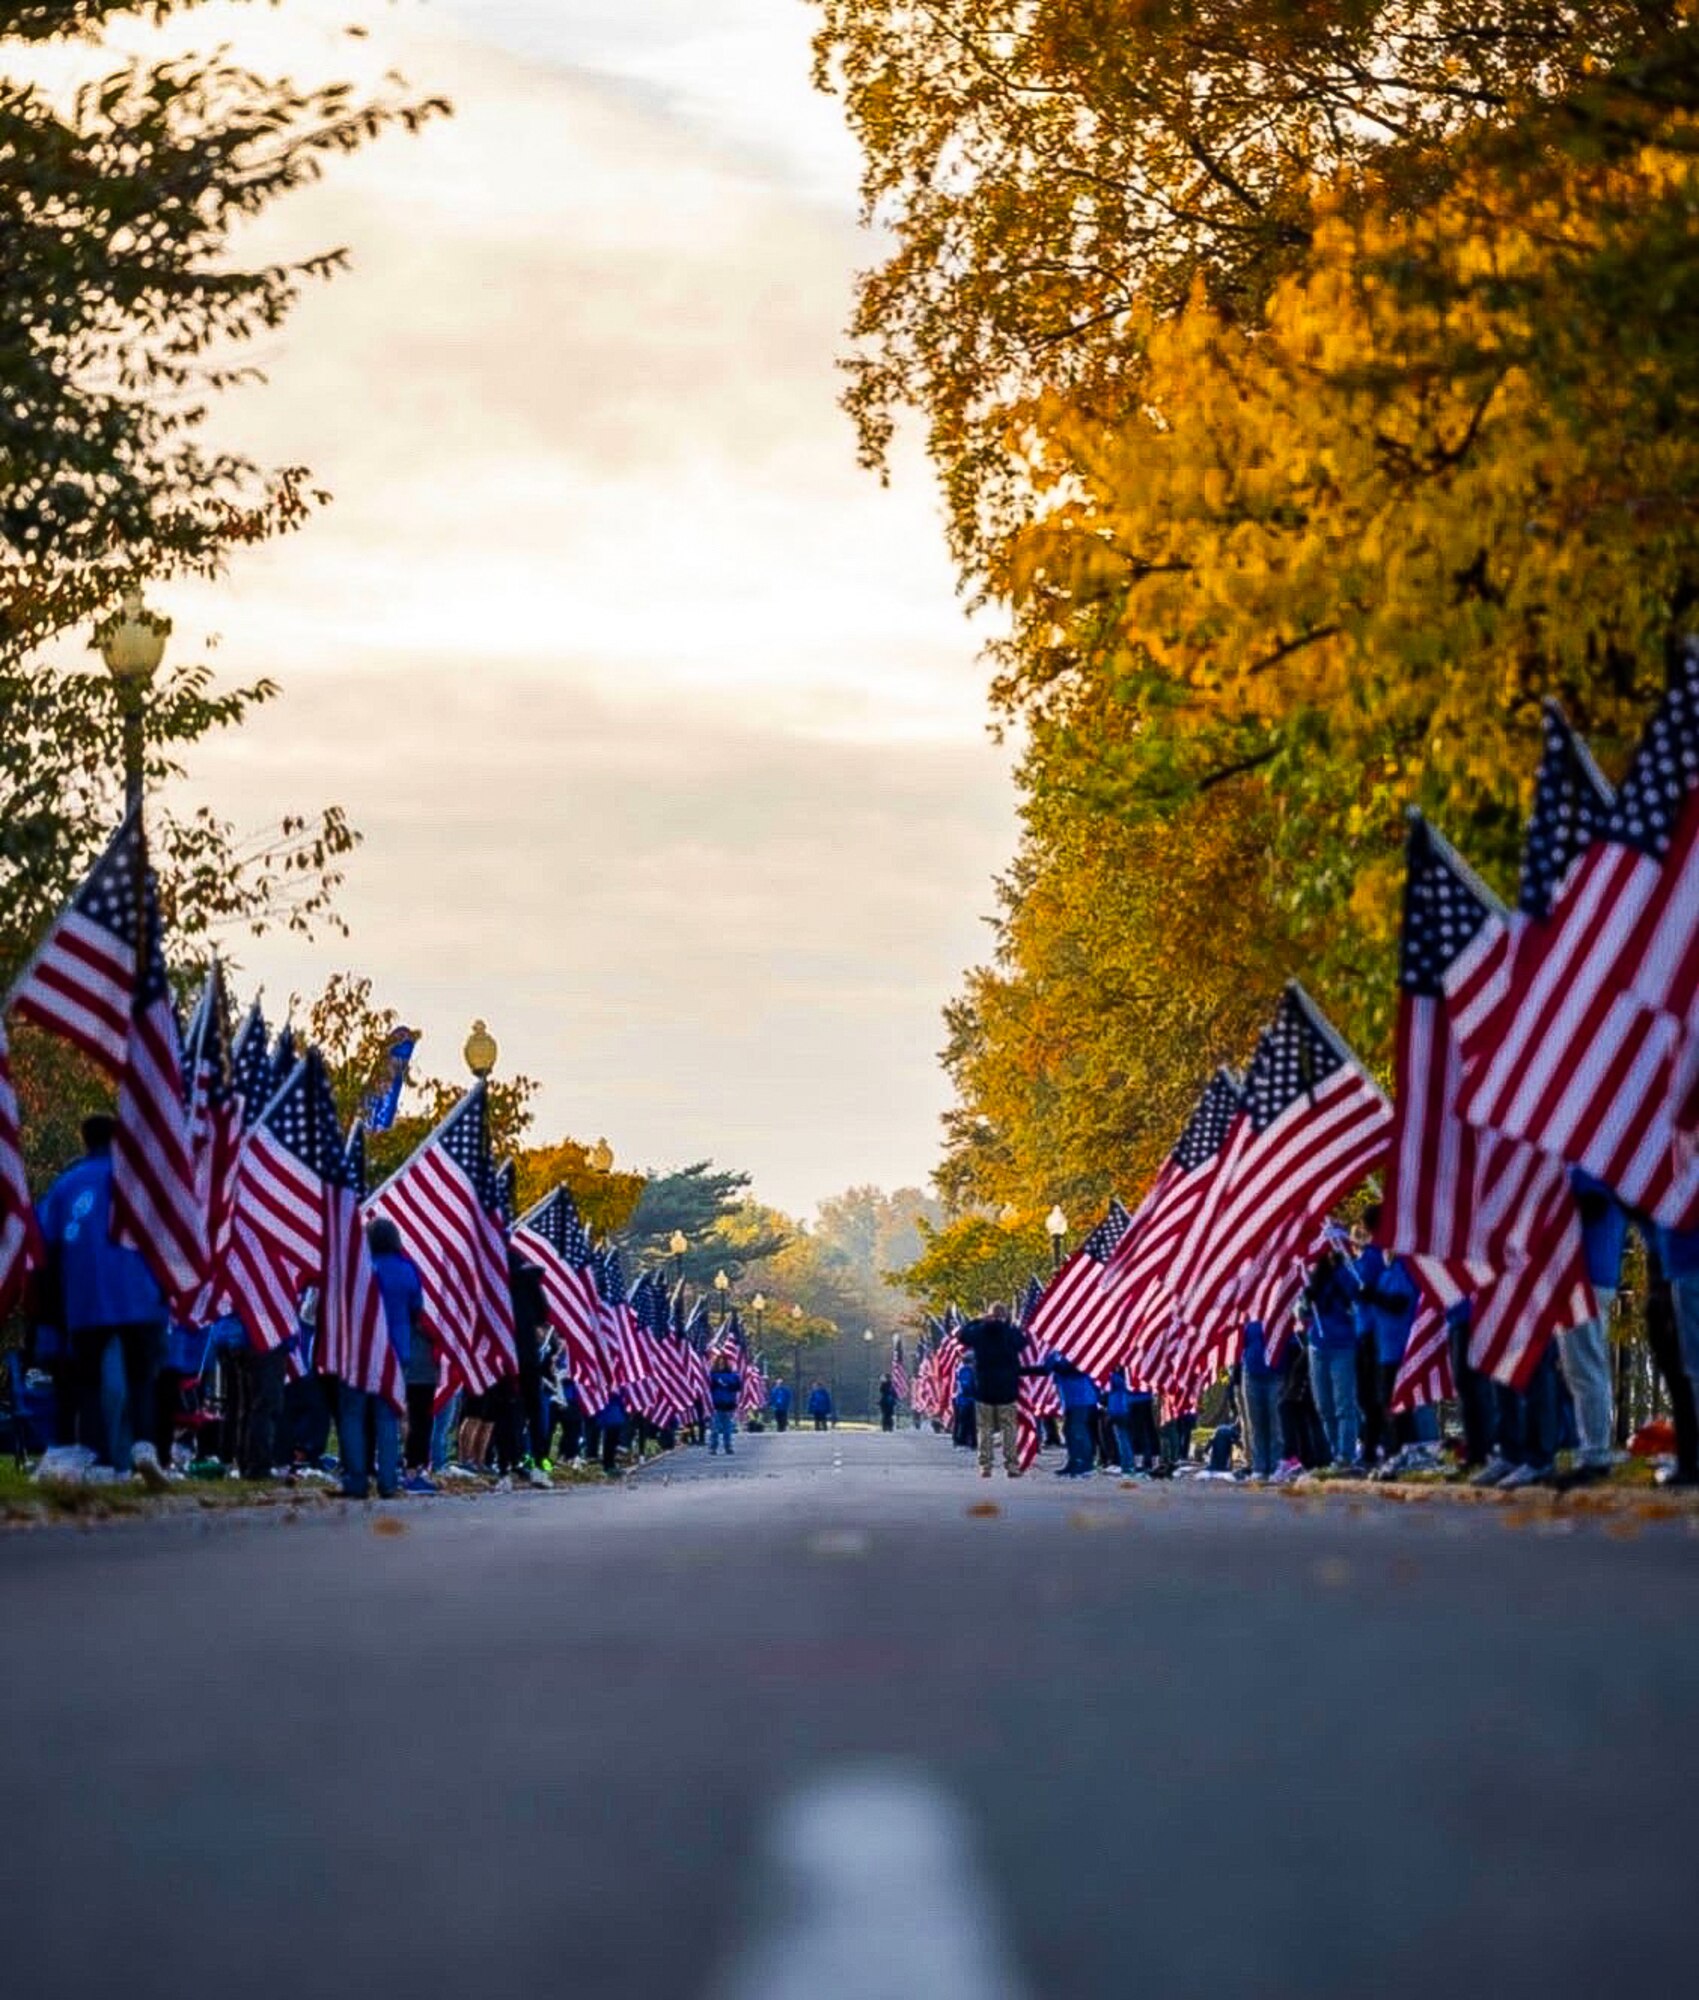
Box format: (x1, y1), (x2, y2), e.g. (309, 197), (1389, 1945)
(35, 1153), (165, 1333)
(371, 1249), (424, 1366)
(1570, 1170), (1629, 1292)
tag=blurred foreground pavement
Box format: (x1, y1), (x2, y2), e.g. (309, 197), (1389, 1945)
(4, 1424), (1695, 1999)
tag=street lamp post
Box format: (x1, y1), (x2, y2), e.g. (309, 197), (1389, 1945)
(862, 1327), (876, 1418)
(1046, 1205), (1069, 1273)
(790, 1302), (804, 1396)
(670, 1229), (688, 1287)
(96, 588), (169, 818)
(713, 1268), (730, 1326)
(751, 1292), (766, 1349)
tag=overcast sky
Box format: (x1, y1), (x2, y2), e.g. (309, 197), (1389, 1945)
(77, 0), (1013, 1217)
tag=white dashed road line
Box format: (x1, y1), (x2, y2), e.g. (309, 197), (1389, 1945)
(710, 1765), (1031, 2000)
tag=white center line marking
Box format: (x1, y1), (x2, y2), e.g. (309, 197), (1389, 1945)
(712, 1765), (1031, 2000)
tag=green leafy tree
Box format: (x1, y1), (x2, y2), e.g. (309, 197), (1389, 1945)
(0, 0), (447, 972)
(626, 1164), (788, 1277)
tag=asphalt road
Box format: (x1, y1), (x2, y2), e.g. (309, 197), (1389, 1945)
(5, 1425), (1696, 1999)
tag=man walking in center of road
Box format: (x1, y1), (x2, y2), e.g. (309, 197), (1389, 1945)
(955, 1301), (1032, 1479)
(708, 1351), (742, 1455)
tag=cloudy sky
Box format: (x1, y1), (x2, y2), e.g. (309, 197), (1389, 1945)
(75, 0), (1013, 1216)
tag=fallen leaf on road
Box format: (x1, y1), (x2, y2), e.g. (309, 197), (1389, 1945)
(372, 1516), (407, 1538)
(966, 1501), (1001, 1519)
(1312, 1557), (1352, 1587)
(1068, 1510), (1115, 1531)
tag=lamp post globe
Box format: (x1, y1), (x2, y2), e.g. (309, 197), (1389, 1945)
(96, 587), (169, 817)
(463, 1019), (498, 1080)
(1046, 1204), (1069, 1271)
(589, 1139), (614, 1174)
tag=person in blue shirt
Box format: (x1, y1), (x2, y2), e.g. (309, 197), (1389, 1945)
(367, 1216), (432, 1494)
(806, 1382), (834, 1431)
(1553, 1169), (1626, 1486)
(1104, 1367), (1143, 1477)
(769, 1377), (793, 1432)
(1303, 1241), (1362, 1472)
(707, 1353), (743, 1455)
(33, 1116), (169, 1487)
(333, 1216), (415, 1500)
(1044, 1348), (1099, 1476)
(1351, 1209), (1433, 1470)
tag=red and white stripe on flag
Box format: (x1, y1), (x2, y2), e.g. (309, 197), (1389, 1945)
(1460, 648), (1699, 1226)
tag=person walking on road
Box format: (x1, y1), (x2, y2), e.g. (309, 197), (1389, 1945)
(807, 1382), (833, 1431)
(877, 1375), (897, 1431)
(708, 1352), (742, 1455)
(770, 1378), (793, 1432)
(955, 1302), (1033, 1479)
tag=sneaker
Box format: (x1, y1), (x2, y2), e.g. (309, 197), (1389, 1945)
(1553, 1460), (1612, 1492)
(1655, 1465), (1699, 1488)
(979, 1467), (992, 1478)
(33, 1444), (96, 1485)
(402, 1474), (438, 1496)
(293, 1466), (336, 1488)
(1471, 1455), (1515, 1489)
(1500, 1461), (1553, 1491)
(493, 1474), (514, 1493)
(130, 1441), (170, 1492)
(84, 1463), (121, 1485)
(523, 1464), (550, 1489)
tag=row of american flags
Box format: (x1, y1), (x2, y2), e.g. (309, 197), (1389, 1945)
(908, 642), (1699, 1416)
(0, 809), (768, 1424)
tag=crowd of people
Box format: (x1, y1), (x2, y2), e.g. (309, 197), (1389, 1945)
(926, 1180), (1699, 1492)
(10, 1114), (867, 1497)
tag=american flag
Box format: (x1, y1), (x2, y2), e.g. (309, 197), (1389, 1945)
(1110, 1069), (1243, 1380)
(307, 1056), (402, 1410)
(1014, 1272), (1059, 1471)
(7, 811), (206, 1305)
(1025, 1200), (1134, 1379)
(683, 1293), (718, 1421)
(1389, 1279), (1456, 1414)
(1168, 985), (1392, 1375)
(0, 1020), (42, 1319)
(642, 1275), (693, 1425)
(224, 1049), (400, 1406)
(513, 1186), (613, 1414)
(180, 965), (242, 1323)
(1382, 813), (1595, 1388)
(1461, 646), (1699, 1225)
(890, 1334), (910, 1405)
(370, 1082), (517, 1396)
(219, 1002), (304, 1353)
(593, 1244), (652, 1405)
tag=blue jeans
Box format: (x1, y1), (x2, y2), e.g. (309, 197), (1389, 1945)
(429, 1387), (461, 1473)
(337, 1383), (400, 1498)
(1556, 1288), (1615, 1464)
(1110, 1419), (1137, 1473)
(709, 1409), (736, 1453)
(1063, 1405), (1095, 1474)
(1310, 1346), (1359, 1465)
(1243, 1372), (1285, 1477)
